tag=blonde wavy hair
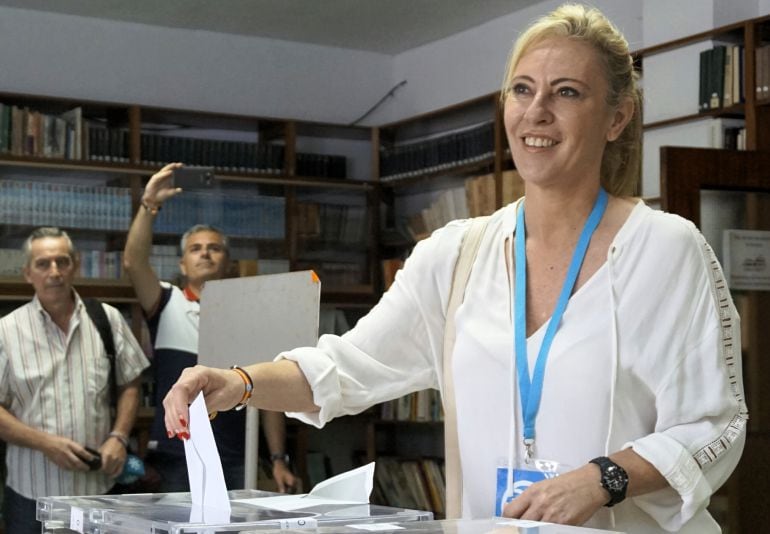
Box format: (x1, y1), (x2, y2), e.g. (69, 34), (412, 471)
(500, 3), (641, 196)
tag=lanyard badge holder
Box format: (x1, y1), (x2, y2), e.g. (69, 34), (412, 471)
(495, 189), (608, 516)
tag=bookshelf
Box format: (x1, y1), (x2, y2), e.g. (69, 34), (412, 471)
(0, 91), (379, 302)
(0, 91), (380, 503)
(647, 12), (770, 533)
(374, 93), (521, 274)
(637, 13), (770, 198)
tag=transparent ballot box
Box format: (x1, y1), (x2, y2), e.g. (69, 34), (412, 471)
(247, 518), (624, 534)
(37, 489), (433, 534)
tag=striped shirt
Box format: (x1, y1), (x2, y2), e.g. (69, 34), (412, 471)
(0, 291), (149, 499)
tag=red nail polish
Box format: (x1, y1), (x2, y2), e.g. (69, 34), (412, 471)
(179, 417), (187, 427)
(181, 432), (190, 440)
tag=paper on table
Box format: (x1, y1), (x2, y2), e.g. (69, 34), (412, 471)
(235, 462), (375, 511)
(184, 392), (232, 523)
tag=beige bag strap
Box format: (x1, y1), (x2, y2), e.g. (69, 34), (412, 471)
(443, 215), (489, 519)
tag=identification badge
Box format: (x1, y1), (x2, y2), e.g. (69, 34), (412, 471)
(495, 458), (567, 516)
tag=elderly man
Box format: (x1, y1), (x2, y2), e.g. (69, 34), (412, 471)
(0, 227), (149, 534)
(123, 163), (296, 493)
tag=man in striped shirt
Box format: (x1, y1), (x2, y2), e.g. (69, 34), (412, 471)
(0, 227), (150, 534)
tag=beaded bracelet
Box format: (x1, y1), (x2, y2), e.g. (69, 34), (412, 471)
(230, 365), (254, 411)
(141, 200), (162, 215)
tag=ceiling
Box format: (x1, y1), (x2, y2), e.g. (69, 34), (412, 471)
(0, 0), (542, 55)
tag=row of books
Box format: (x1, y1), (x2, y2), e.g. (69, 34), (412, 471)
(406, 170), (524, 240)
(723, 126), (747, 150)
(0, 180), (133, 231)
(92, 128), (349, 178)
(699, 44), (744, 111)
(138, 132), (285, 174)
(79, 250), (123, 279)
(373, 457), (446, 516)
(148, 245), (182, 282)
(380, 389), (443, 422)
(755, 43), (770, 101)
(296, 152), (347, 179)
(154, 190), (285, 238)
(296, 202), (368, 245)
(0, 103), (350, 179)
(379, 121), (495, 181)
(0, 178), (286, 239)
(81, 250), (181, 282)
(0, 245), (179, 281)
(0, 104), (83, 159)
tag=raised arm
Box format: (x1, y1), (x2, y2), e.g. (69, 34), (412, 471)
(123, 163), (183, 314)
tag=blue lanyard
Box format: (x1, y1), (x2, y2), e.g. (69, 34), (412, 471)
(513, 188), (608, 458)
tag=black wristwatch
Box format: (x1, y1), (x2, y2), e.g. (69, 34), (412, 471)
(589, 456), (629, 507)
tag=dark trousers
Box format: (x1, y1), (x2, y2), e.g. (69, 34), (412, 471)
(3, 486), (40, 534)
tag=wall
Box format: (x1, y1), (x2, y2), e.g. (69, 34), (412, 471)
(374, 0), (643, 124)
(0, 1), (644, 127)
(0, 6), (392, 125)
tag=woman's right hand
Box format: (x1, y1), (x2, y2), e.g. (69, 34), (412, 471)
(142, 162), (183, 209)
(163, 364), (245, 440)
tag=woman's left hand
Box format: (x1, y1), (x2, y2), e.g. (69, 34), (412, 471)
(502, 464), (608, 525)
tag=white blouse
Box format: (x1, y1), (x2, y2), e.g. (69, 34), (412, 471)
(280, 200), (747, 533)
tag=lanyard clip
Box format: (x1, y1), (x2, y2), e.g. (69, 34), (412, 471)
(523, 438), (535, 463)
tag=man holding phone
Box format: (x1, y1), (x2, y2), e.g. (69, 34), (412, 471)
(123, 163), (296, 493)
(0, 227), (149, 534)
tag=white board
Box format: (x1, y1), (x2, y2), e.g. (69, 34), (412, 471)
(197, 270), (321, 489)
(198, 270), (321, 367)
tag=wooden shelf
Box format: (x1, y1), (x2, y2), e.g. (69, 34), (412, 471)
(379, 155), (497, 189)
(0, 155), (374, 190)
(0, 277), (137, 302)
(643, 104), (746, 131)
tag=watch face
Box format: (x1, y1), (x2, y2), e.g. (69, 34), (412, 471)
(604, 466), (629, 491)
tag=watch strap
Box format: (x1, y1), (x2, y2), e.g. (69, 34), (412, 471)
(589, 456), (629, 507)
(270, 453), (290, 464)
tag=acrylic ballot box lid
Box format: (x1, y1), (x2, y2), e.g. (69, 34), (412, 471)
(37, 489), (433, 534)
(245, 518), (624, 534)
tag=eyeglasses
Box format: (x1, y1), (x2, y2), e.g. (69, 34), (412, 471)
(31, 255), (73, 272)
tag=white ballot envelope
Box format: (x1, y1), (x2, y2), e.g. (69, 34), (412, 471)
(234, 462), (376, 513)
(185, 392), (231, 523)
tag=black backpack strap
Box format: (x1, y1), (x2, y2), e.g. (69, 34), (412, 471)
(83, 298), (117, 408)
